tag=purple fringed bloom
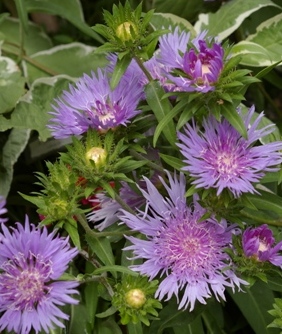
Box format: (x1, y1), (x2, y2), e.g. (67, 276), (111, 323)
(242, 224), (282, 266)
(158, 28), (224, 92)
(0, 216), (79, 334)
(48, 68), (144, 139)
(119, 172), (247, 311)
(178, 106), (282, 197)
(0, 197), (7, 223)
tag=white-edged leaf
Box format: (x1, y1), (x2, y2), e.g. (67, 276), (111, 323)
(0, 17), (52, 55)
(194, 0), (279, 41)
(0, 128), (31, 197)
(24, 42), (108, 83)
(0, 56), (25, 113)
(150, 13), (196, 36)
(0, 75), (75, 141)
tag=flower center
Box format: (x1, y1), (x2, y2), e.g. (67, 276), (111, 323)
(156, 219), (217, 276)
(0, 253), (52, 311)
(215, 151), (238, 176)
(258, 239), (269, 252)
(87, 100), (116, 126)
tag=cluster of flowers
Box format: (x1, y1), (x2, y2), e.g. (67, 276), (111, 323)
(48, 27), (282, 312)
(2, 25), (282, 333)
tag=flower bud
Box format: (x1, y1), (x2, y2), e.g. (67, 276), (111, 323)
(125, 288), (146, 309)
(86, 147), (107, 166)
(116, 21), (137, 42)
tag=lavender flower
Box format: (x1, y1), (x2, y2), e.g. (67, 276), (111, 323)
(0, 197), (7, 223)
(158, 28), (224, 92)
(0, 216), (79, 334)
(178, 106), (282, 197)
(242, 224), (282, 266)
(49, 68), (144, 139)
(119, 172), (246, 311)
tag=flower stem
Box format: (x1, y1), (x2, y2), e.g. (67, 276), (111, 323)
(134, 55), (153, 82)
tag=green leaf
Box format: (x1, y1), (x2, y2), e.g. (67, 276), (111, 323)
(0, 76), (74, 141)
(244, 190), (282, 217)
(0, 17), (52, 56)
(194, 0), (279, 41)
(26, 43), (108, 84)
(85, 234), (115, 268)
(93, 265), (138, 277)
(63, 219), (81, 249)
(160, 154), (185, 170)
(0, 129), (31, 197)
(0, 57), (25, 114)
(145, 81), (176, 147)
(25, 0), (103, 43)
(228, 281), (276, 334)
(127, 322), (143, 334)
(110, 54), (132, 90)
(153, 0), (204, 22)
(150, 12), (196, 36)
(96, 306), (117, 319)
(220, 102), (247, 138)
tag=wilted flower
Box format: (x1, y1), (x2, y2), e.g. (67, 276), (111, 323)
(178, 106), (282, 197)
(0, 216), (79, 334)
(49, 68), (144, 139)
(0, 197), (7, 223)
(158, 28), (224, 92)
(242, 224), (282, 266)
(119, 172), (246, 311)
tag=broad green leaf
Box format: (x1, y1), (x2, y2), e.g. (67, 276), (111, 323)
(160, 154), (184, 171)
(229, 281), (277, 334)
(243, 13), (282, 66)
(194, 0), (279, 41)
(0, 75), (73, 141)
(25, 0), (103, 43)
(145, 81), (176, 147)
(0, 128), (31, 197)
(154, 0), (204, 23)
(110, 54), (131, 90)
(173, 316), (204, 334)
(231, 41), (274, 67)
(63, 220), (81, 249)
(85, 234), (115, 268)
(26, 43), (108, 83)
(150, 13), (196, 36)
(0, 17), (52, 56)
(93, 265), (138, 277)
(0, 57), (25, 114)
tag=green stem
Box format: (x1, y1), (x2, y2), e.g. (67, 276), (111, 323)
(130, 149), (164, 173)
(134, 55), (153, 82)
(257, 83), (282, 119)
(2, 45), (58, 76)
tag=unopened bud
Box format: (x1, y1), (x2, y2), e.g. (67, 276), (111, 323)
(116, 21), (137, 42)
(86, 147), (107, 166)
(125, 288), (146, 309)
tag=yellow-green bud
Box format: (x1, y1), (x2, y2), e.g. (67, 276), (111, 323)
(116, 21), (137, 42)
(125, 288), (146, 309)
(86, 147), (107, 166)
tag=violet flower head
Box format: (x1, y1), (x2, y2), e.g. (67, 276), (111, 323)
(0, 216), (79, 334)
(242, 224), (282, 267)
(119, 172), (247, 311)
(158, 28), (224, 92)
(49, 68), (144, 139)
(0, 196), (7, 223)
(178, 106), (282, 197)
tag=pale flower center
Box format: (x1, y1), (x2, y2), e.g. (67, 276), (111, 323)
(258, 239), (269, 252)
(215, 152), (238, 177)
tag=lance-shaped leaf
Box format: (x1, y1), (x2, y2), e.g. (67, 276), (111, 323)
(194, 0), (279, 41)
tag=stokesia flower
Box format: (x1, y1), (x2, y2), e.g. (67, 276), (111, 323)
(119, 172), (246, 311)
(48, 68), (144, 139)
(242, 224), (282, 267)
(0, 196), (7, 223)
(0, 216), (79, 334)
(177, 106), (282, 197)
(157, 28), (224, 92)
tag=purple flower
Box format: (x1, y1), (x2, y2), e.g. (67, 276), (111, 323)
(87, 181), (146, 231)
(0, 197), (7, 223)
(49, 68), (144, 139)
(119, 172), (246, 311)
(158, 28), (224, 92)
(242, 224), (282, 266)
(178, 106), (282, 197)
(0, 216), (79, 334)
